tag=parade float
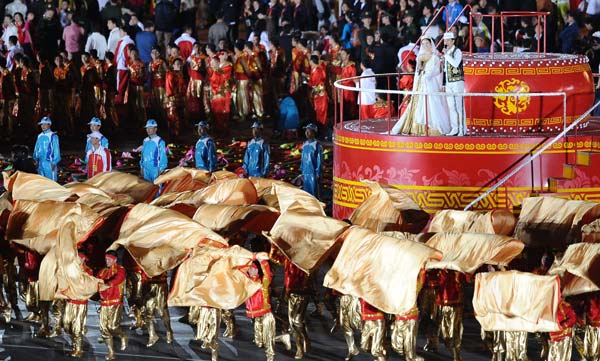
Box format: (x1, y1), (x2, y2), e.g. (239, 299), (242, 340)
(332, 11), (600, 220)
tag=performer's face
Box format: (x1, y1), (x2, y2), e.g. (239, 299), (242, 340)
(90, 124), (100, 132)
(105, 256), (116, 266)
(91, 137), (100, 147)
(306, 129), (315, 139)
(248, 266), (258, 278)
(40, 124), (50, 131)
(197, 126), (207, 136)
(146, 126), (157, 136)
(252, 128), (261, 138)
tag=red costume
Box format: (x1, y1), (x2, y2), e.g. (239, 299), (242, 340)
(114, 38), (134, 104)
(290, 48), (309, 94)
(97, 263), (126, 307)
(361, 299), (385, 321)
(435, 269), (465, 306)
(187, 53), (204, 116)
(245, 260), (273, 318)
(165, 69), (186, 137)
(86, 146), (112, 178)
(210, 61), (233, 133)
(308, 64), (328, 125)
(128, 59), (147, 128)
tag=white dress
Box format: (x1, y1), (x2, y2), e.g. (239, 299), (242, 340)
(391, 54), (451, 135)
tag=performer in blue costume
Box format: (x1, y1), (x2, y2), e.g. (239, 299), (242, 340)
(300, 123), (323, 197)
(33, 117), (61, 181)
(194, 121), (217, 172)
(140, 119), (167, 183)
(85, 117), (109, 154)
(242, 120), (270, 177)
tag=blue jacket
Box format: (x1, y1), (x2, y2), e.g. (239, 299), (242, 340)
(301, 139), (322, 177)
(559, 22), (578, 54)
(242, 137), (270, 177)
(195, 135), (217, 172)
(140, 135), (167, 182)
(340, 23), (353, 49)
(278, 96), (300, 131)
(33, 129), (61, 181)
(442, 2), (464, 26)
(135, 31), (158, 65)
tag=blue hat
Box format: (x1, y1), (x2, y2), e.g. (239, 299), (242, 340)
(144, 119), (158, 128)
(195, 121), (209, 128)
(88, 117), (102, 126)
(38, 117), (52, 125)
(303, 123), (318, 131)
(251, 120), (263, 129)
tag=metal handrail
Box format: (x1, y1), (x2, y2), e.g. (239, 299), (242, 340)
(463, 100), (600, 211)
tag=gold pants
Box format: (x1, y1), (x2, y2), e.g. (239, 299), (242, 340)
(189, 306), (201, 325)
(221, 309), (237, 337)
(505, 331), (528, 361)
(361, 319), (386, 359)
(197, 307), (220, 353)
(439, 305), (463, 350)
(340, 294), (361, 355)
(143, 282), (172, 340)
(584, 326), (600, 360)
(419, 288), (439, 349)
(235, 80), (251, 121)
(549, 336), (573, 361)
(482, 330), (506, 361)
(253, 312), (276, 360)
(251, 79), (264, 118)
(392, 319), (422, 361)
(126, 272), (143, 326)
(64, 302), (88, 349)
(24, 280), (39, 313)
(288, 293), (310, 354)
(51, 299), (66, 331)
(100, 305), (126, 339)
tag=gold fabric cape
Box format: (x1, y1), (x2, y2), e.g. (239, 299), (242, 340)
(65, 183), (135, 205)
(168, 246), (262, 309)
(582, 218), (600, 243)
(425, 232), (524, 273)
(151, 178), (259, 210)
(192, 204), (280, 235)
(7, 200), (104, 255)
(473, 271), (561, 332)
(109, 204), (227, 277)
(270, 183), (325, 215)
(429, 209), (516, 236)
(349, 181), (429, 233)
(4, 171), (74, 202)
(249, 178), (295, 209)
(264, 211), (350, 274)
(548, 242), (600, 296)
(324, 226), (442, 314)
(513, 197), (600, 248)
(153, 167), (211, 194)
(39, 221), (103, 301)
(84, 171), (159, 203)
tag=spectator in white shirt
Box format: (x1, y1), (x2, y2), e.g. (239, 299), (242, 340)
(4, 0), (26, 18)
(1, 15), (17, 50)
(106, 18), (120, 53)
(85, 23), (108, 59)
(6, 35), (23, 70)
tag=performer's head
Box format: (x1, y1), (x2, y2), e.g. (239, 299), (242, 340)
(38, 116), (52, 131)
(196, 121), (209, 136)
(443, 32), (456, 48)
(151, 46), (161, 60)
(304, 123), (318, 139)
(172, 57), (183, 71)
(247, 260), (263, 279)
(309, 55), (319, 68)
(105, 250), (118, 266)
(339, 48), (350, 62)
(145, 119), (158, 136)
(89, 131), (102, 148)
(105, 51), (114, 64)
(251, 119), (263, 138)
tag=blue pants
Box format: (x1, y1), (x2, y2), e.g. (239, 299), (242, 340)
(142, 166), (160, 184)
(38, 162), (57, 182)
(303, 174), (320, 198)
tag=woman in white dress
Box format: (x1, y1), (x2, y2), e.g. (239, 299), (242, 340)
(391, 37), (451, 135)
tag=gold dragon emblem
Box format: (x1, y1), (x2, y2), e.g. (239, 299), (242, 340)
(492, 78), (531, 116)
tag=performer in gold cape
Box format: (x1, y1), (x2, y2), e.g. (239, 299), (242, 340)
(97, 251), (128, 361)
(244, 257), (291, 361)
(391, 269), (425, 361)
(360, 299), (386, 361)
(435, 269), (467, 361)
(64, 252), (95, 357)
(142, 271), (173, 347)
(271, 247), (311, 359)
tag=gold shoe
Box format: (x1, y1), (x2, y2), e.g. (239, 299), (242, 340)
(146, 334), (159, 348)
(69, 350), (84, 358)
(294, 350), (304, 359)
(281, 334), (291, 351)
(105, 353), (115, 361)
(344, 348), (359, 360)
(166, 331), (173, 344)
(3, 309), (11, 323)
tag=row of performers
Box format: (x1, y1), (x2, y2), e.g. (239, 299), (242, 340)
(7, 242), (600, 361)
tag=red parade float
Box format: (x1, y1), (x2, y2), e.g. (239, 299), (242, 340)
(332, 11), (600, 220)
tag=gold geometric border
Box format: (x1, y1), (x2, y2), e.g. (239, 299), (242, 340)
(333, 176), (600, 213)
(334, 134), (600, 155)
(464, 64), (588, 76)
(467, 116), (578, 127)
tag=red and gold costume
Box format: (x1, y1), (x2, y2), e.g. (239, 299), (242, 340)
(271, 247), (311, 359)
(289, 47), (309, 95)
(127, 59), (147, 129)
(63, 261), (94, 357)
(79, 63), (100, 123)
(187, 53), (204, 117)
(97, 258), (128, 361)
(149, 58), (167, 125)
(392, 269), (425, 361)
(165, 67), (186, 137)
(209, 60), (232, 133)
(308, 63), (328, 125)
(234, 52), (252, 122)
(269, 46), (286, 101)
(583, 292), (600, 360)
(142, 271), (173, 347)
(86, 145), (112, 178)
(339, 61), (357, 120)
(245, 260), (277, 361)
(251, 46), (267, 118)
(373, 97), (397, 119)
(547, 300), (576, 361)
(360, 299), (386, 361)
(435, 269), (466, 361)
